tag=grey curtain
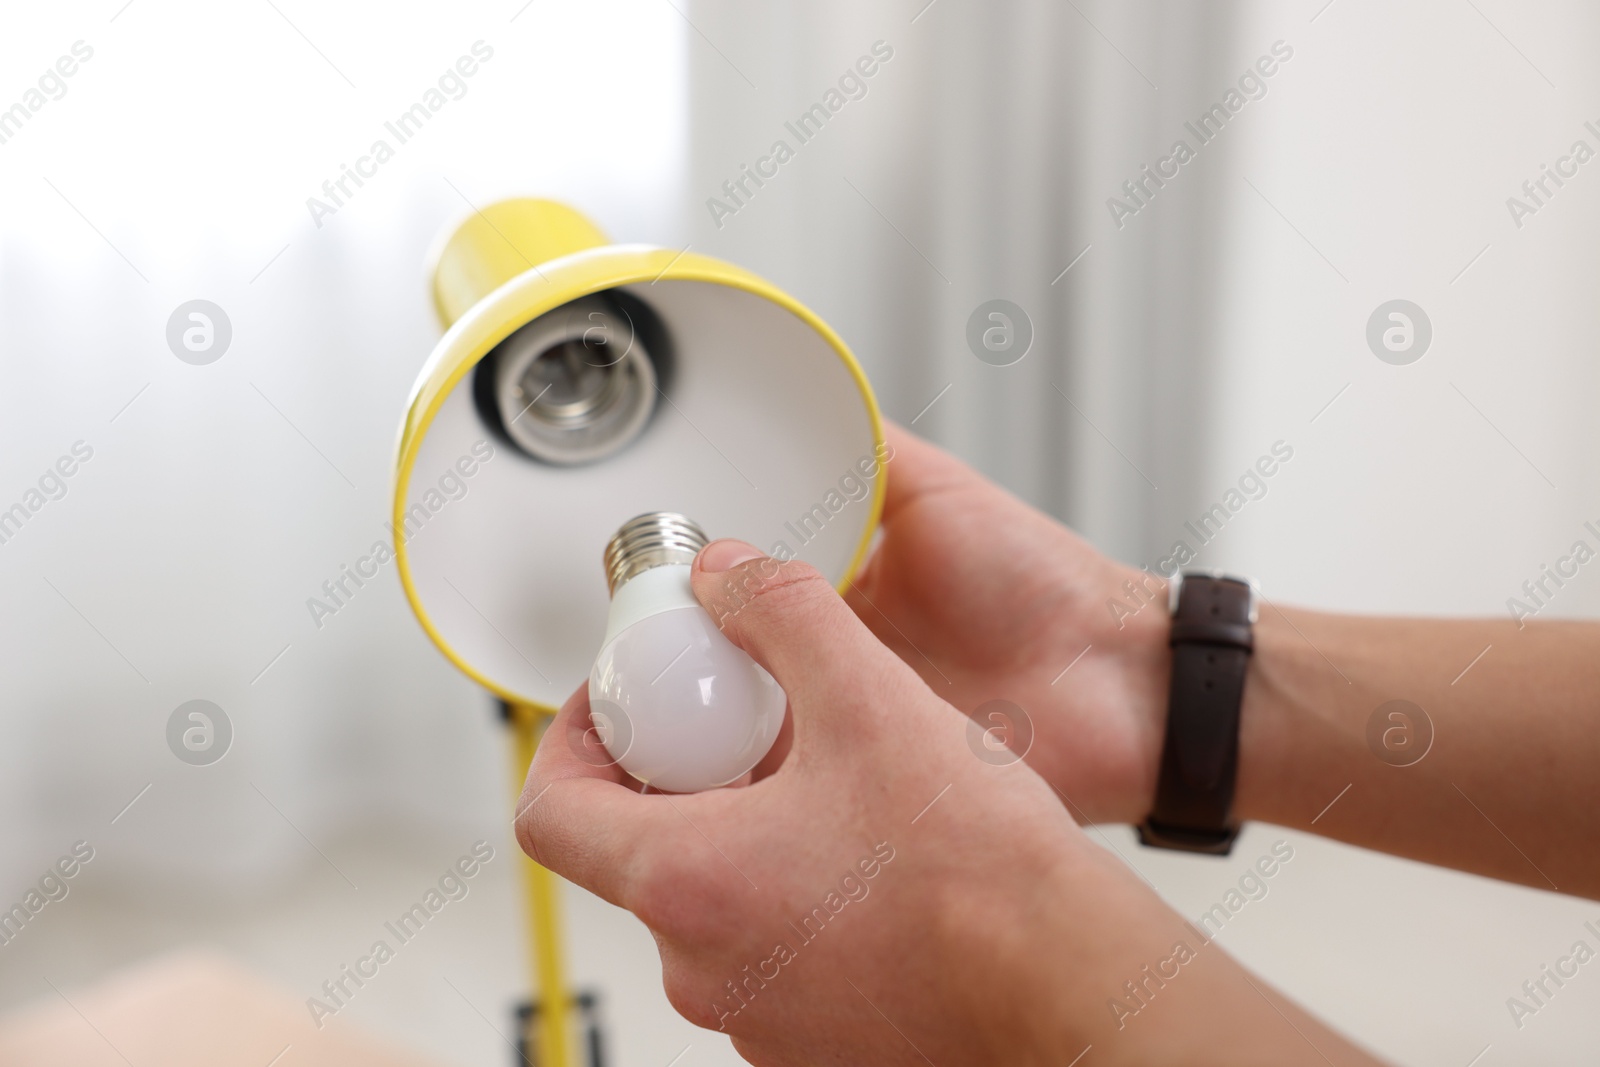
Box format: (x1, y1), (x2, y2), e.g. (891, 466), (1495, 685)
(684, 0), (1235, 564)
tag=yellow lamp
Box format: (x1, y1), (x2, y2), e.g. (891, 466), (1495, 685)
(392, 199), (884, 1065)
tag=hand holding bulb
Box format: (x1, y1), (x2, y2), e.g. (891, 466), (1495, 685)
(524, 540), (1374, 1067)
(588, 513), (787, 792)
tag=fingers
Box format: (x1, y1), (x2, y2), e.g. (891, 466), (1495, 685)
(878, 420), (981, 523)
(548, 683), (646, 792)
(690, 540), (927, 744)
(514, 684), (679, 909)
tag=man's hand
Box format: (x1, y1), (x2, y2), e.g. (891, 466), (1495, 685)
(846, 423), (1171, 825)
(518, 542), (1098, 1063)
(515, 541), (1381, 1066)
(849, 426), (1600, 900)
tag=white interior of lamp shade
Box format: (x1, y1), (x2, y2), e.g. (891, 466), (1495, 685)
(403, 280), (879, 708)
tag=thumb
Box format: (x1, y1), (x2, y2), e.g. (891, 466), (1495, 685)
(690, 539), (923, 738)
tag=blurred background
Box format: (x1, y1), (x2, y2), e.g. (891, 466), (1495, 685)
(3, 0), (1598, 1064)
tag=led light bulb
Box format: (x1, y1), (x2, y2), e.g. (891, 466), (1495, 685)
(588, 513), (786, 792)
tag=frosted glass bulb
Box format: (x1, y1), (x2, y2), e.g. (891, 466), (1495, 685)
(588, 513), (786, 793)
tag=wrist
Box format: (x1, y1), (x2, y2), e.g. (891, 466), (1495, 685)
(1095, 565), (1173, 825)
(933, 839), (1168, 1064)
(946, 837), (1328, 1067)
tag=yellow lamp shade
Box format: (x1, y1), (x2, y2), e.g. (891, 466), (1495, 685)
(393, 200), (885, 710)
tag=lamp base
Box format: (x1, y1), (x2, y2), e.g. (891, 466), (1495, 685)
(514, 992), (606, 1067)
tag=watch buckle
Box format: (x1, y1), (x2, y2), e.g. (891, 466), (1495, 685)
(1168, 569), (1260, 624)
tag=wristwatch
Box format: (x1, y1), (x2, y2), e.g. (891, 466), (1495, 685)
(1137, 571), (1257, 855)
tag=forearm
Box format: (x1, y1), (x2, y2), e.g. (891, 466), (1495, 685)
(1235, 606), (1600, 898)
(986, 845), (1386, 1065)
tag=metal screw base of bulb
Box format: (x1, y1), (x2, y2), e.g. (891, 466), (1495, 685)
(603, 512), (709, 596)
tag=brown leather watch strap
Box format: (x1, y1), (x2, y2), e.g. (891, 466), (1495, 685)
(1137, 574), (1254, 855)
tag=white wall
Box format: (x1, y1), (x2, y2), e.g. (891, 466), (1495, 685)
(0, 2), (733, 1064)
(0, 0), (688, 880)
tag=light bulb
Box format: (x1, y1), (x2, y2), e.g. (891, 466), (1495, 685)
(588, 513), (786, 792)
